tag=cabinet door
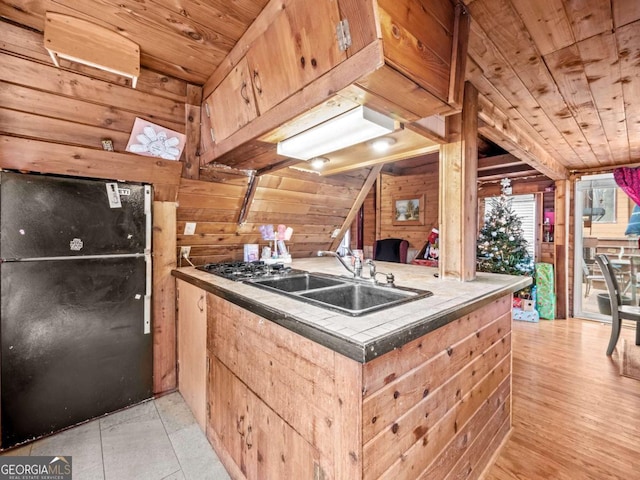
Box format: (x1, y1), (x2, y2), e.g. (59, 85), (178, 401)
(177, 280), (207, 430)
(209, 357), (319, 479)
(246, 0), (345, 114)
(209, 356), (250, 475)
(207, 56), (259, 143)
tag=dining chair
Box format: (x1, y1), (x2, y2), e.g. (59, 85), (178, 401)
(595, 254), (640, 355)
(582, 259), (604, 297)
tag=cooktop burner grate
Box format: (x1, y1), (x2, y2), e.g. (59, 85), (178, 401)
(196, 261), (296, 281)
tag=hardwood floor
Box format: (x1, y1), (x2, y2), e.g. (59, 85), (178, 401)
(483, 318), (640, 480)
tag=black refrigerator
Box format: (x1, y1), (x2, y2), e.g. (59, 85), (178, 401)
(0, 172), (152, 449)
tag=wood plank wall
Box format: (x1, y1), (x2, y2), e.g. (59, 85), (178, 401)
(0, 21), (186, 393)
(177, 168), (373, 265)
(207, 295), (362, 479)
(0, 22), (187, 154)
(378, 166), (440, 252)
(361, 294), (512, 479)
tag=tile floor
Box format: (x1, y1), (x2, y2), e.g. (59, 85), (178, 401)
(1, 392), (231, 480)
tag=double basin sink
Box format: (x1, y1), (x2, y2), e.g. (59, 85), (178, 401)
(246, 271), (432, 316)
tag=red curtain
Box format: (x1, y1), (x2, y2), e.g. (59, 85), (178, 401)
(614, 167), (640, 206)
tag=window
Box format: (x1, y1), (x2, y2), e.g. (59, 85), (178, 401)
(581, 176), (617, 224)
(484, 194), (536, 257)
(336, 229), (351, 256)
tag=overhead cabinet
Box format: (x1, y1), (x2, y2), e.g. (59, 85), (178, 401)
(246, 0), (346, 115)
(200, 0), (469, 171)
(205, 0), (346, 145)
(206, 57), (259, 144)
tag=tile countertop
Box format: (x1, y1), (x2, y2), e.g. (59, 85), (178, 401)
(173, 258), (531, 363)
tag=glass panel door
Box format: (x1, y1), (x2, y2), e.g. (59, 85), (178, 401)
(574, 174), (638, 320)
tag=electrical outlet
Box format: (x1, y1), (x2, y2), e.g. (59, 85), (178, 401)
(180, 246), (191, 258)
(331, 228), (341, 238)
(184, 222), (196, 235)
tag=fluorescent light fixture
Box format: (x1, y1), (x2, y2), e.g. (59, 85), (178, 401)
(277, 106), (396, 160)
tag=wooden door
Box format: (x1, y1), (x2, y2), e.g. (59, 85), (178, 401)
(286, 0), (345, 87)
(207, 56), (259, 143)
(177, 280), (207, 430)
(247, 0), (345, 114)
(208, 356), (251, 475)
(208, 356), (320, 479)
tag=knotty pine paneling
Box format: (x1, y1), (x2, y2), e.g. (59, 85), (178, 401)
(207, 294), (362, 479)
(361, 294), (512, 480)
(1, 22), (187, 154)
(379, 166), (440, 252)
(177, 167), (373, 265)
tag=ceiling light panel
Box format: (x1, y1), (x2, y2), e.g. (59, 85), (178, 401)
(277, 106), (396, 160)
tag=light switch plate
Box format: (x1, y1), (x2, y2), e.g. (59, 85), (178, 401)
(184, 222), (196, 235)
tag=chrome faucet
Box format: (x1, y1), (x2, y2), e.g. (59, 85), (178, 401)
(365, 259), (395, 287)
(317, 250), (362, 278)
(317, 251), (394, 286)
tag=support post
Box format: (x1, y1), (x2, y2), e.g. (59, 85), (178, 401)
(439, 82), (478, 281)
(183, 84), (202, 179)
(554, 179), (569, 319)
(152, 201), (177, 393)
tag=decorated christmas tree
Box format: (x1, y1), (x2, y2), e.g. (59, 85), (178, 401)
(477, 179), (534, 276)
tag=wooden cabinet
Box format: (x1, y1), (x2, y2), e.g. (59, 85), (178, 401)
(206, 57), (258, 144)
(353, 0), (466, 121)
(205, 294), (333, 478)
(202, 0), (346, 151)
(246, 0), (345, 115)
(200, 0), (469, 170)
(176, 279), (207, 430)
(208, 356), (319, 479)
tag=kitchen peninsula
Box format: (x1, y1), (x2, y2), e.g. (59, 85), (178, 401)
(173, 257), (530, 480)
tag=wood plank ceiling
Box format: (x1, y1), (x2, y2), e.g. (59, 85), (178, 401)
(1, 0), (639, 179)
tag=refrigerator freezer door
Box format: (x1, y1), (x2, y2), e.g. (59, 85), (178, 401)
(0, 172), (147, 259)
(1, 257), (152, 448)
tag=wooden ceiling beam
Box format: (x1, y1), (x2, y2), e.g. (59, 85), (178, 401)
(199, 163), (254, 183)
(478, 168), (542, 183)
(477, 153), (524, 171)
(329, 164), (383, 251)
(477, 94), (568, 181)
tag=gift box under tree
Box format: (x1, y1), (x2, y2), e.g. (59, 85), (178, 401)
(535, 262), (555, 320)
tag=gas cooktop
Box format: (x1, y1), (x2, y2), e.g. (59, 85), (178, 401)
(197, 261), (303, 281)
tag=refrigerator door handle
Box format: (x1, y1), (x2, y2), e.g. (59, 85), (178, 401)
(144, 253), (151, 335)
(144, 185), (152, 335)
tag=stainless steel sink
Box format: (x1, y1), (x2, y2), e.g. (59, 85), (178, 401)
(246, 272), (432, 316)
(247, 272), (344, 292)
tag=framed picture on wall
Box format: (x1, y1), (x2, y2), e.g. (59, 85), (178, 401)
(392, 194), (425, 226)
